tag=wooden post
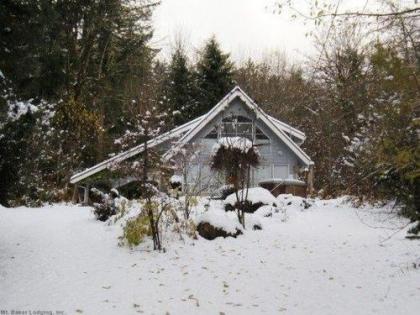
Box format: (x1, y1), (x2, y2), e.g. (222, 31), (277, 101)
(307, 165), (314, 196)
(83, 185), (90, 205)
(72, 185), (79, 204)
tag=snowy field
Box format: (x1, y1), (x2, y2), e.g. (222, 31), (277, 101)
(1, 196), (419, 315)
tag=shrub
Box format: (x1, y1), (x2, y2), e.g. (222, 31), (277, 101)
(93, 202), (115, 221)
(122, 215), (151, 247)
(408, 222), (420, 236)
(118, 181), (142, 199)
(91, 188), (118, 221)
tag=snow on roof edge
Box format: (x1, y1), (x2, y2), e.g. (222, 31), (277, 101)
(70, 115), (205, 184)
(267, 115), (306, 141)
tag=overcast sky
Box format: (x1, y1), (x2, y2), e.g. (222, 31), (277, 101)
(152, 0), (313, 64)
(152, 0), (415, 64)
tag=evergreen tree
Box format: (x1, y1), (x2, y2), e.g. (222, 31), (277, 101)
(194, 37), (235, 117)
(0, 112), (36, 205)
(166, 46), (196, 126)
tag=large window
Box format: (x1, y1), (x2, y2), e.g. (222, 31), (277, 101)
(204, 115), (270, 141)
(220, 115), (253, 139)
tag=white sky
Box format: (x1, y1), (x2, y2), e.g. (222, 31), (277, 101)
(152, 0), (314, 64)
(152, 0), (415, 64)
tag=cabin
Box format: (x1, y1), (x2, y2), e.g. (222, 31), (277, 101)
(70, 86), (314, 203)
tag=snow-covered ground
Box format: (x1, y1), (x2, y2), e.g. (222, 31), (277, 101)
(1, 196), (419, 315)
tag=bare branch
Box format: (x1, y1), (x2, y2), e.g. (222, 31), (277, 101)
(317, 7), (420, 19)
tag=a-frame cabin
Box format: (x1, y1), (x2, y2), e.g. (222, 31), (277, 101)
(70, 86), (314, 203)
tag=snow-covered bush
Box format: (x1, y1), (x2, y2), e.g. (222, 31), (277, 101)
(196, 211), (243, 240)
(407, 222), (420, 236)
(91, 188), (119, 221)
(117, 193), (199, 249)
(107, 196), (129, 224)
(169, 174), (183, 189)
(224, 187), (277, 213)
(93, 203), (115, 222)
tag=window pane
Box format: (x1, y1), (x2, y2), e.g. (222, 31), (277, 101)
(236, 115), (252, 122)
(205, 126), (218, 139)
(222, 115), (251, 123)
(237, 123), (252, 134)
(256, 127), (269, 140)
(273, 165), (288, 179)
(221, 123), (236, 136)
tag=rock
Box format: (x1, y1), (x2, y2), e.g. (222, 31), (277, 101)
(301, 199), (313, 209)
(197, 222), (242, 240)
(252, 222), (262, 230)
(246, 214), (263, 230)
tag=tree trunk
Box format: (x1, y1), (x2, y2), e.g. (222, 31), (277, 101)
(143, 128), (161, 251)
(307, 166), (314, 196)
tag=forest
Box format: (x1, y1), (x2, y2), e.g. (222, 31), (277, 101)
(0, 0), (418, 232)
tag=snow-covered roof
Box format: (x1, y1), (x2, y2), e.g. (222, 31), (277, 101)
(70, 115), (204, 184)
(268, 116), (306, 142)
(70, 86), (313, 184)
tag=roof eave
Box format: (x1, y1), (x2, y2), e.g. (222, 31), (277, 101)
(70, 114), (206, 184)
